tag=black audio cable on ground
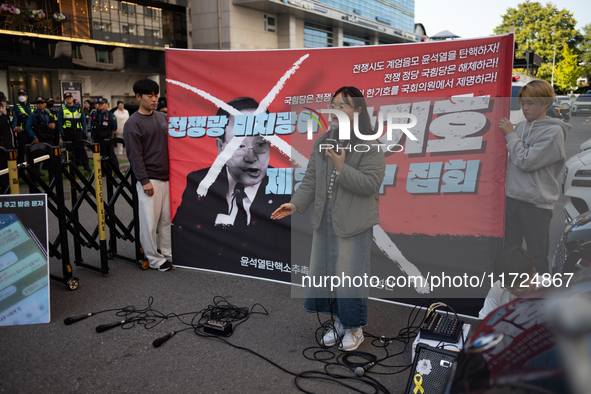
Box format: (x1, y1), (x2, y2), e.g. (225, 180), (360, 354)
(64, 296), (445, 393)
(306, 298), (443, 382)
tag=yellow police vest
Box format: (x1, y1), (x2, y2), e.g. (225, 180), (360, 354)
(62, 107), (82, 130)
(14, 103), (36, 129)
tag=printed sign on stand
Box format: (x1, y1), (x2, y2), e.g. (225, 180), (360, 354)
(0, 194), (50, 326)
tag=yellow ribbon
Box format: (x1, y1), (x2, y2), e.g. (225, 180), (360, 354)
(413, 374), (424, 394)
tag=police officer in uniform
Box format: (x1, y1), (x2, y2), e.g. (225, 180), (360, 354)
(59, 92), (90, 172)
(46, 98), (60, 146)
(11, 89), (36, 163)
(91, 97), (118, 169)
(26, 96), (57, 178)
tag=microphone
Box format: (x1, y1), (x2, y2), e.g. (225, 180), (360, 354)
(355, 362), (376, 377)
(64, 313), (93, 325)
(153, 332), (176, 348)
(96, 320), (126, 333)
(328, 120), (339, 140)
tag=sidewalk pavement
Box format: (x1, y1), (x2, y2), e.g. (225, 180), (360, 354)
(0, 236), (477, 393)
(1, 158), (478, 393)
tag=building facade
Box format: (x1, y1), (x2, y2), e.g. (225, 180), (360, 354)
(0, 0), (188, 105)
(191, 0), (423, 50)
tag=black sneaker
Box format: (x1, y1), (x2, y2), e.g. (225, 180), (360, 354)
(158, 260), (173, 272)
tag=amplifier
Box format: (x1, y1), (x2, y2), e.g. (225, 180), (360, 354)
(405, 343), (458, 394)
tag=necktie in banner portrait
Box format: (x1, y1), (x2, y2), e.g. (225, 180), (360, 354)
(233, 182), (248, 227)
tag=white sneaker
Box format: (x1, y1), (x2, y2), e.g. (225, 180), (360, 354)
(339, 328), (364, 351)
(322, 318), (345, 346)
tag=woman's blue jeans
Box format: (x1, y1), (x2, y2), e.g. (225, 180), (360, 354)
(303, 199), (372, 329)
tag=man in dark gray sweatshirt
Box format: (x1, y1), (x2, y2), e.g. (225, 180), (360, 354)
(499, 80), (572, 275)
(123, 79), (173, 272)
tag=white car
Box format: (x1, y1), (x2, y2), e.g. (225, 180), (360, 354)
(562, 147), (591, 222)
(580, 138), (591, 153)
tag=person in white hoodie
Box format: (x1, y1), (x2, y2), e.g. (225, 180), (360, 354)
(499, 80), (572, 275)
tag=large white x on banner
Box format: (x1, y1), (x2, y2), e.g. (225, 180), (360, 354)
(167, 54), (430, 294)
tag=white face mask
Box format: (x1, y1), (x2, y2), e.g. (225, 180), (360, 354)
(18, 96), (26, 103)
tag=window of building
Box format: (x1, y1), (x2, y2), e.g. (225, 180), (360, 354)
(315, 0), (415, 35)
(90, 0), (183, 47)
(145, 28), (161, 38)
(93, 22), (111, 32)
(264, 14), (276, 33)
(96, 48), (113, 63)
(304, 22), (333, 48)
(122, 24), (136, 35)
(121, 2), (136, 15)
(92, 0), (111, 13)
(72, 44), (83, 60)
(343, 31), (370, 46)
(146, 6), (161, 19)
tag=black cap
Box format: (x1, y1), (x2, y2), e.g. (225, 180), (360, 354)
(18, 89), (28, 95)
(34, 96), (46, 104)
(46, 97), (54, 103)
(64, 92), (73, 99)
(97, 97), (108, 104)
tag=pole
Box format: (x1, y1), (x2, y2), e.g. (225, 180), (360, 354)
(7, 150), (19, 194)
(218, 0), (222, 50)
(92, 143), (109, 274)
(551, 47), (556, 88)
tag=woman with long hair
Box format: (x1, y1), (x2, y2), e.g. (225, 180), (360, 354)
(272, 86), (385, 351)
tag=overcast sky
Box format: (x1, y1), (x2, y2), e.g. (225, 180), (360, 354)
(414, 0), (591, 39)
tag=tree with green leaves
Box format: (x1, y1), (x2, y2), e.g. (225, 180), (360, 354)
(580, 23), (591, 82)
(494, 1), (582, 82)
(554, 46), (583, 92)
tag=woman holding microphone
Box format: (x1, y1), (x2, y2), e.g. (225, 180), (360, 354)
(272, 86), (385, 351)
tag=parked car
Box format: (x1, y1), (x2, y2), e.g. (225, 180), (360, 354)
(562, 146), (591, 222)
(556, 95), (573, 107)
(571, 94), (591, 116)
(552, 139), (591, 275)
(549, 97), (571, 122)
(579, 138), (591, 153)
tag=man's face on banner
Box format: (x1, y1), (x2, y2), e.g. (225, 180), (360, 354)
(217, 109), (271, 187)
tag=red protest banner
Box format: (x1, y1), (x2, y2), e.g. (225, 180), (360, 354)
(167, 34), (514, 297)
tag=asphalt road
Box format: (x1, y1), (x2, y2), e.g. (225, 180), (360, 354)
(0, 114), (588, 394)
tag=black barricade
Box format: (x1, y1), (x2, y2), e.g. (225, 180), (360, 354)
(93, 138), (147, 269)
(61, 140), (109, 275)
(21, 142), (79, 290)
(0, 138), (148, 289)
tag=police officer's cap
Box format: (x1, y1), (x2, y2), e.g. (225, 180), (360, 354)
(34, 96), (46, 104)
(18, 89), (28, 95)
(64, 92), (73, 99)
(97, 97), (108, 104)
(46, 97), (55, 103)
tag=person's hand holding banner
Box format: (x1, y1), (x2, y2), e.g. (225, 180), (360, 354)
(499, 118), (514, 136)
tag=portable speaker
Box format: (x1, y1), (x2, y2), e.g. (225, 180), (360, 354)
(405, 343), (458, 394)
